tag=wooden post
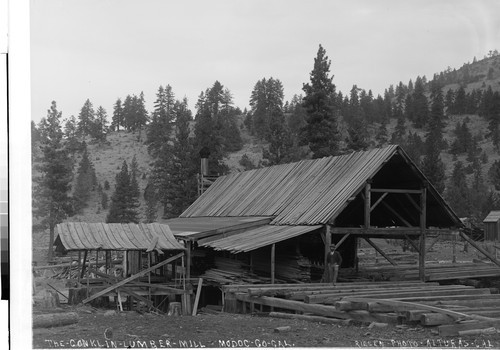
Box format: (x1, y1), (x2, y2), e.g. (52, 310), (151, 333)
(271, 244), (276, 284)
(80, 250), (88, 280)
(325, 225), (331, 266)
(105, 251), (111, 274)
(86, 250), (91, 298)
(186, 241), (192, 281)
(365, 181), (371, 229)
(419, 186), (427, 281)
(123, 251), (128, 277)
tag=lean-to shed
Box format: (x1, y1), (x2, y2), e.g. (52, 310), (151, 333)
(54, 222), (188, 312)
(164, 145), (468, 283)
(483, 211), (500, 241)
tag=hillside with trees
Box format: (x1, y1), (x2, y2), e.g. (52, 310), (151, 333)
(32, 46), (500, 260)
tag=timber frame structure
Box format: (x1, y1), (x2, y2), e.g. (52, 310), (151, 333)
(163, 145), (500, 285)
(53, 222), (191, 313)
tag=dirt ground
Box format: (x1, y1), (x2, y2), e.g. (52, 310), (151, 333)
(32, 306), (500, 349)
(31, 238), (500, 349)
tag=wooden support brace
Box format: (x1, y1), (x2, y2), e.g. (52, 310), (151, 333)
(82, 252), (184, 304)
(404, 234), (420, 253)
(459, 231), (500, 268)
(363, 238), (397, 266)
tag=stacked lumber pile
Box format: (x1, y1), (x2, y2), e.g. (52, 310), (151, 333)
(201, 257), (269, 284)
(223, 281), (500, 335)
(252, 252), (312, 282)
(343, 262), (500, 281)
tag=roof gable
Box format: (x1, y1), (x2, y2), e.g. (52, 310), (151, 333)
(181, 145), (461, 227)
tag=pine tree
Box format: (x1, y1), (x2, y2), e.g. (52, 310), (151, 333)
(193, 82), (229, 176)
(106, 161), (140, 223)
(301, 44), (340, 158)
(64, 115), (83, 154)
(33, 101), (74, 260)
(421, 82), (446, 193)
(147, 85), (176, 157)
(111, 98), (124, 132)
(73, 144), (97, 213)
(92, 106), (108, 142)
(154, 98), (198, 218)
(77, 99), (95, 138)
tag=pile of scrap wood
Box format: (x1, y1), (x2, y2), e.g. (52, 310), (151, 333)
(222, 281), (500, 335)
(201, 257), (270, 284)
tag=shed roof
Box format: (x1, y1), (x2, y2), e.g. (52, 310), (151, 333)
(55, 222), (185, 251)
(199, 224), (322, 253)
(483, 211), (500, 223)
(181, 145), (462, 227)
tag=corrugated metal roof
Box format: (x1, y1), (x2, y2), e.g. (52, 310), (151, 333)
(199, 224), (323, 253)
(181, 146), (400, 225)
(484, 211), (500, 223)
(55, 222), (185, 251)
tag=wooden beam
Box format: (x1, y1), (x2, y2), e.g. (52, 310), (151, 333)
(363, 238), (397, 266)
(381, 200), (413, 227)
(271, 244), (276, 284)
(186, 241), (192, 281)
(370, 193), (388, 212)
(404, 234), (420, 253)
(419, 187), (427, 281)
(371, 188), (423, 194)
(344, 297), (499, 322)
(324, 226), (331, 266)
(82, 252), (184, 304)
(80, 250), (88, 279)
(192, 278), (203, 316)
(330, 227), (454, 236)
(459, 231), (500, 268)
(364, 181), (371, 229)
(333, 233), (351, 250)
(405, 193), (421, 213)
(235, 294), (350, 319)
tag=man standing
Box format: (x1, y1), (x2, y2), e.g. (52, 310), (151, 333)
(327, 244), (342, 285)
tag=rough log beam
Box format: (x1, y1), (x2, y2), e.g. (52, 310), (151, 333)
(370, 188), (423, 194)
(363, 238), (397, 266)
(331, 227), (455, 236)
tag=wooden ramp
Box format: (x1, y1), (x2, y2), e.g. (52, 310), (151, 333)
(222, 281), (500, 336)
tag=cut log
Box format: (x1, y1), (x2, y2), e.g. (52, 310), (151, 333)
(235, 294), (350, 319)
(420, 313), (456, 326)
(33, 312), (78, 329)
(270, 311), (352, 325)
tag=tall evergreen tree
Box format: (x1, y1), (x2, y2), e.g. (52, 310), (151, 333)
(301, 44), (340, 158)
(421, 82), (446, 193)
(72, 144), (97, 213)
(111, 98), (124, 132)
(153, 98), (198, 218)
(33, 101), (74, 260)
(147, 85), (176, 158)
(92, 106), (108, 142)
(77, 99), (95, 138)
(106, 161), (140, 223)
(193, 81), (229, 176)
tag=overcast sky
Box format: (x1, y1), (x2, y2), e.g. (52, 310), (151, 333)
(30, 0), (500, 123)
